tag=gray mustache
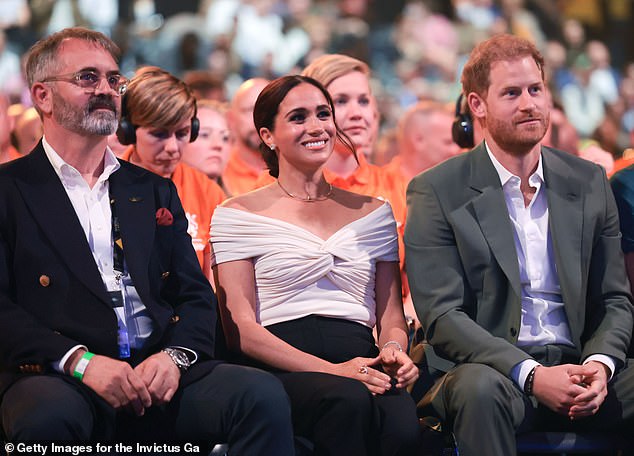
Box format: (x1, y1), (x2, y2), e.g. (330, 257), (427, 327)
(88, 96), (116, 113)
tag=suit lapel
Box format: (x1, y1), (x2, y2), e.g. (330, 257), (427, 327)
(542, 148), (583, 327)
(16, 145), (111, 305)
(469, 145), (522, 297)
(108, 165), (155, 300)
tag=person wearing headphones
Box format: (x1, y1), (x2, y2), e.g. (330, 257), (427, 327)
(0, 27), (294, 452)
(382, 100), (461, 322)
(451, 92), (478, 150)
(117, 66), (225, 280)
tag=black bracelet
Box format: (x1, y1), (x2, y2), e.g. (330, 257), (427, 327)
(524, 366), (538, 396)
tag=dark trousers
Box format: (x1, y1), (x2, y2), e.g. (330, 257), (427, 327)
(276, 371), (420, 456)
(426, 345), (634, 456)
(265, 316), (421, 456)
(0, 364), (295, 456)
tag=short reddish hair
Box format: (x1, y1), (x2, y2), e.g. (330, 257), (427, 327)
(461, 34), (545, 98)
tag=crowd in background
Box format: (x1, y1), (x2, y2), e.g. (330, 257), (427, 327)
(2, 4), (634, 451)
(3, 0), (634, 169)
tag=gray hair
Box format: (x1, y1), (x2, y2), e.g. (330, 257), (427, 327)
(25, 27), (120, 88)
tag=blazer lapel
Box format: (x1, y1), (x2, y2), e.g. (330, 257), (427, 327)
(108, 165), (155, 300)
(469, 145), (522, 297)
(15, 146), (111, 305)
(542, 148), (583, 330)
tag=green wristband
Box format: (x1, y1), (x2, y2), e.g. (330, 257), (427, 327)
(72, 352), (95, 381)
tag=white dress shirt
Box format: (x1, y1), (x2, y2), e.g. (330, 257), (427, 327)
(485, 144), (615, 389)
(42, 137), (154, 371)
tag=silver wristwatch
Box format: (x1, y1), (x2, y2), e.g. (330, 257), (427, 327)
(162, 347), (191, 372)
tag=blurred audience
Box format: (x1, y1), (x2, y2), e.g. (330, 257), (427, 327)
(1, 1), (634, 180)
(181, 99), (232, 194)
(542, 103), (615, 174)
(10, 105), (41, 155)
(0, 93), (20, 163)
(224, 77), (269, 195)
(383, 99), (461, 319)
(183, 70), (227, 102)
(384, 100), (461, 224)
(0, 31), (22, 98)
(560, 53), (605, 138)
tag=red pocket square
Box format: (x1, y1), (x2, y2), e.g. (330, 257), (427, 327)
(156, 208), (174, 226)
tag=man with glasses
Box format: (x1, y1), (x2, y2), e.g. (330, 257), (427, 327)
(0, 27), (294, 453)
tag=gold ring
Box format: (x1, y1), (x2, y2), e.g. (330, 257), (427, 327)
(358, 366), (369, 375)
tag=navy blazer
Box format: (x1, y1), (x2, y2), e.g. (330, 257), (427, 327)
(0, 143), (220, 393)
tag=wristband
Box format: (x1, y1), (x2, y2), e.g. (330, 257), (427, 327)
(524, 365), (538, 396)
(72, 352), (95, 381)
(381, 341), (403, 352)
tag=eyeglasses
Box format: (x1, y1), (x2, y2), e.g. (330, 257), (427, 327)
(41, 70), (128, 95)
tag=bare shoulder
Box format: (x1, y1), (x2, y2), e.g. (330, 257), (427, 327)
(220, 184), (278, 211)
(332, 187), (385, 216)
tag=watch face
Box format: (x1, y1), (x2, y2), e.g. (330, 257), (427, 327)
(174, 351), (190, 366)
(165, 348), (190, 369)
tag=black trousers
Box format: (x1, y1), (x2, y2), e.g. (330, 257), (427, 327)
(265, 316), (422, 456)
(0, 364), (295, 456)
(426, 345), (634, 456)
(275, 371), (420, 456)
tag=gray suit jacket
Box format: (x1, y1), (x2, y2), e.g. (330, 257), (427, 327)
(404, 143), (633, 377)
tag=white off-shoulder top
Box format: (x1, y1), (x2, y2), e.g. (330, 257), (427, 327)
(210, 202), (399, 328)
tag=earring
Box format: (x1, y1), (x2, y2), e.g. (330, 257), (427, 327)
(269, 144), (276, 151)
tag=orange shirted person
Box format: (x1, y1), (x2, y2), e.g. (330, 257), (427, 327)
(382, 102), (462, 307)
(0, 94), (21, 164)
(3, 145), (22, 163)
(120, 147), (225, 271)
(224, 78), (270, 195)
(115, 66), (226, 279)
(223, 150), (263, 195)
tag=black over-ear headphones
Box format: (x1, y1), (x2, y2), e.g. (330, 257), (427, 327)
(116, 95), (200, 145)
(451, 93), (474, 149)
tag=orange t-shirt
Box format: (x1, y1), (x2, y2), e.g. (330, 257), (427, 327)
(323, 153), (390, 198)
(120, 147), (226, 271)
(381, 156), (412, 296)
(381, 156), (409, 236)
(610, 150), (634, 178)
(223, 150), (264, 196)
(1, 146), (22, 164)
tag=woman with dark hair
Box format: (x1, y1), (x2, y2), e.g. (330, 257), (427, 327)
(210, 75), (421, 455)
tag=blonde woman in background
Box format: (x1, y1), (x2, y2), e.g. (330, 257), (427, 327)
(181, 99), (232, 195)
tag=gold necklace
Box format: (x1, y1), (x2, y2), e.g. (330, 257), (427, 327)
(277, 180), (333, 202)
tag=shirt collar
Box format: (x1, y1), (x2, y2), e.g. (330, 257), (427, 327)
(42, 136), (120, 185)
(485, 141), (544, 187)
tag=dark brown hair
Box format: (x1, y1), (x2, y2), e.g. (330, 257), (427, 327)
(253, 75), (355, 178)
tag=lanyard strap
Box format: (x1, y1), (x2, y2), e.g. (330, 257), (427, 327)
(110, 196), (125, 276)
(109, 194), (131, 359)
